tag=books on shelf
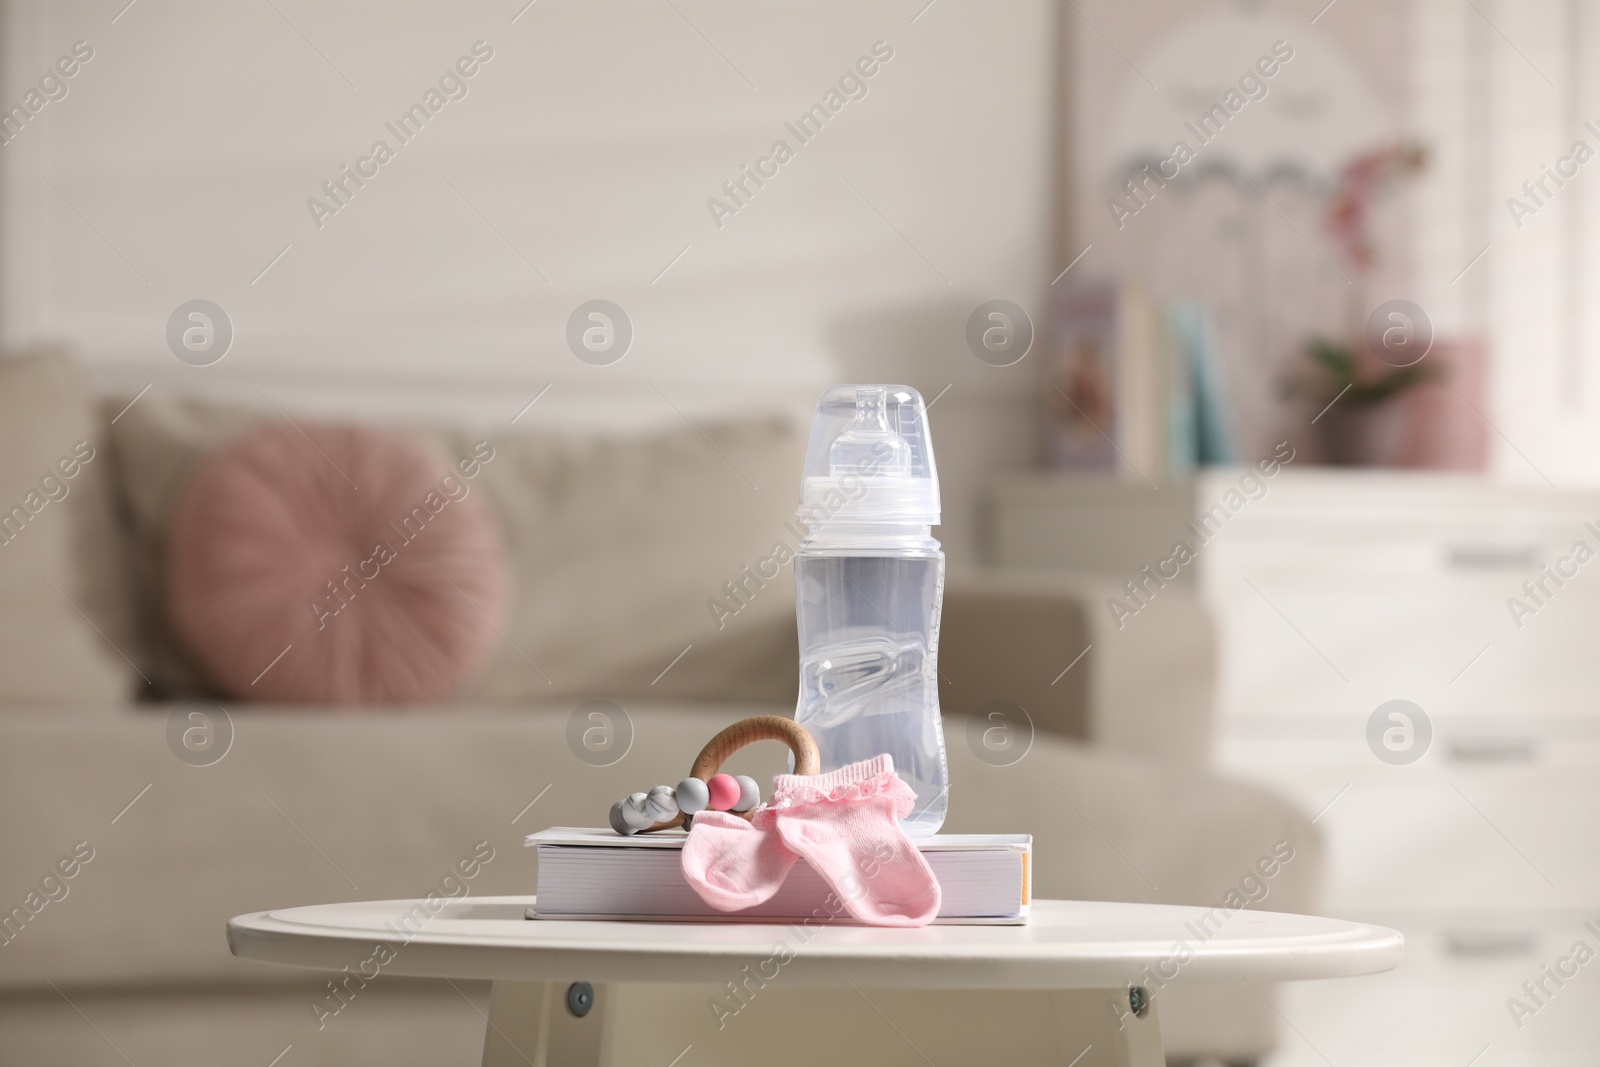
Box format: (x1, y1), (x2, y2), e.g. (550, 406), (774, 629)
(524, 827), (1032, 925)
(1046, 278), (1235, 480)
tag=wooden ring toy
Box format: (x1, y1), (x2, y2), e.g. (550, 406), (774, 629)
(608, 715), (819, 835)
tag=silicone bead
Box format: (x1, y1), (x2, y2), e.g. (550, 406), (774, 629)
(644, 784), (679, 822)
(676, 777), (710, 815)
(706, 773), (740, 811)
(621, 792), (655, 830)
(732, 775), (760, 812)
(609, 800), (636, 836)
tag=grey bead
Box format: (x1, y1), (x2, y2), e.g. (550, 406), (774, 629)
(609, 800), (636, 836)
(732, 775), (760, 812)
(676, 777), (710, 815)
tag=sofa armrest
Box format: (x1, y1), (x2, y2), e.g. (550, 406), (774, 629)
(940, 567), (1217, 765)
(604, 564), (1219, 767)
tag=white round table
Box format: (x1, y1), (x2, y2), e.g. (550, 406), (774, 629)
(230, 897), (1401, 1066)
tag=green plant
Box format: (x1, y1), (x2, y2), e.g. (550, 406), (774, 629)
(1303, 338), (1441, 407)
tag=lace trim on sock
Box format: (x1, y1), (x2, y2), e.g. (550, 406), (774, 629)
(754, 754), (917, 824)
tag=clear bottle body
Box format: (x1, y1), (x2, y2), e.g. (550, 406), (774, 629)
(792, 524), (948, 835)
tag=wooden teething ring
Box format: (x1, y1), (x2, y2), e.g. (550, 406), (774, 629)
(643, 715), (819, 833)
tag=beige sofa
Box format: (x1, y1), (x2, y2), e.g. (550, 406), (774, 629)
(0, 355), (1319, 1066)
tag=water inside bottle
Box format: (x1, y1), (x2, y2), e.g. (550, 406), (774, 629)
(794, 553), (948, 834)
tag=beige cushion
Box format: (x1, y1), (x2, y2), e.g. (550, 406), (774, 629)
(0, 354), (134, 704)
(0, 701), (1312, 1061)
(105, 394), (806, 700)
(103, 394), (256, 697)
(0, 703), (1319, 982)
(450, 420), (803, 700)
(0, 983), (491, 1067)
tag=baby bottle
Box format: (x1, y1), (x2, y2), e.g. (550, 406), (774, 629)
(792, 385), (948, 835)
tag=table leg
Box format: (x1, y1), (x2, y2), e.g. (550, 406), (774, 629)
(481, 980), (606, 1067)
(481, 980), (1162, 1067)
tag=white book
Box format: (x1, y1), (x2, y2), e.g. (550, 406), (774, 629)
(524, 827), (1032, 925)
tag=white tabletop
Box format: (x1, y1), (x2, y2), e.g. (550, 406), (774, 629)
(228, 897), (1402, 990)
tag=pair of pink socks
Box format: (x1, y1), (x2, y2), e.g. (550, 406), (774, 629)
(681, 755), (941, 927)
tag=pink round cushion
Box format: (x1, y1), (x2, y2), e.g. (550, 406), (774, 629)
(168, 421), (507, 705)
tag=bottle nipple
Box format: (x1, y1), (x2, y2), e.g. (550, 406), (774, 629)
(828, 386), (911, 477)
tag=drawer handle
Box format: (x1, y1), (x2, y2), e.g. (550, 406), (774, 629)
(1443, 931), (1538, 958)
(1446, 738), (1539, 763)
(1444, 545), (1542, 570)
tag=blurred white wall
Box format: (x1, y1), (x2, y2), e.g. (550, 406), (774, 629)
(1412, 0), (1600, 484)
(0, 0), (1057, 558)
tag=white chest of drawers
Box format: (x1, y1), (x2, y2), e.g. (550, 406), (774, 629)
(991, 470), (1600, 720)
(989, 470), (1600, 1065)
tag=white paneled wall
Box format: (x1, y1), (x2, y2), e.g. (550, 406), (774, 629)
(0, 0), (1057, 557)
(1413, 0), (1600, 482)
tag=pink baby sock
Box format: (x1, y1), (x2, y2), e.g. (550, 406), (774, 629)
(760, 755), (941, 927)
(680, 810), (797, 911)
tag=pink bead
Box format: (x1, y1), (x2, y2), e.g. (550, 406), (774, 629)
(705, 773), (740, 811)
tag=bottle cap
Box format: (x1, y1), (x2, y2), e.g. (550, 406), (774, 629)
(798, 385), (939, 525)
